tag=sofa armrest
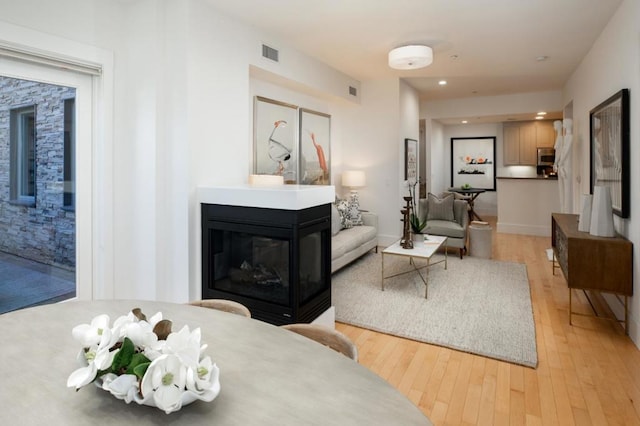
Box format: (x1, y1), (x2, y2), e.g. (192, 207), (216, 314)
(361, 212), (378, 228)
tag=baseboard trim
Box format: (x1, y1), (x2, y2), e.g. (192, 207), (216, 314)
(497, 222), (551, 237)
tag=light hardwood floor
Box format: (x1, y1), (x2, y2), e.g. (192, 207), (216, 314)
(336, 218), (640, 426)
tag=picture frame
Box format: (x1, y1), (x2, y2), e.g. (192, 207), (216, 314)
(299, 108), (331, 185)
(589, 88), (630, 218)
(450, 137), (496, 190)
(404, 138), (417, 181)
(253, 96), (298, 183)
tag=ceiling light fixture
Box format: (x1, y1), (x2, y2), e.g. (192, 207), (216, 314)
(536, 56), (548, 62)
(535, 116), (544, 120)
(462, 120), (468, 124)
(438, 80), (447, 86)
(388, 45), (433, 70)
(537, 111), (547, 115)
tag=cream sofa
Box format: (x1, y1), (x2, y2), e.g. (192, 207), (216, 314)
(331, 211), (378, 273)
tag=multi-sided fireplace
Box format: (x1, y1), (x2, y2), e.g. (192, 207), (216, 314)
(200, 185), (333, 325)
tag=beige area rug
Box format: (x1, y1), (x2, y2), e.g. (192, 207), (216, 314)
(332, 252), (538, 368)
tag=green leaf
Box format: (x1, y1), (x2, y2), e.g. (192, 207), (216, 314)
(133, 362), (151, 380)
(126, 352), (151, 374)
(111, 337), (135, 374)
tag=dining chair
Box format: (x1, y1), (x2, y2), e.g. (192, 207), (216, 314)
(281, 323), (358, 362)
(188, 299), (252, 318)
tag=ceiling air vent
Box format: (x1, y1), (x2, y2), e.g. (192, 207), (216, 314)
(348, 86), (357, 96)
(262, 44), (279, 62)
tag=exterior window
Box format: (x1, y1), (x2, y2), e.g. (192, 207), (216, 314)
(10, 105), (36, 205)
(63, 98), (75, 209)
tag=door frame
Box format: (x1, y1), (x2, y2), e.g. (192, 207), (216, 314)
(0, 21), (115, 300)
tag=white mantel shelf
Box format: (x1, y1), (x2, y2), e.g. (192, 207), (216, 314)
(198, 185), (335, 210)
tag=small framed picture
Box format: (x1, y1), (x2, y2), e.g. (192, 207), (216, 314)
(404, 138), (417, 181)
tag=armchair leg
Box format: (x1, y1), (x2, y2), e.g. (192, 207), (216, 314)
(459, 248), (463, 259)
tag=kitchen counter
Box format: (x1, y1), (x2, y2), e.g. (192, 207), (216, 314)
(497, 176), (557, 180)
(497, 178), (560, 237)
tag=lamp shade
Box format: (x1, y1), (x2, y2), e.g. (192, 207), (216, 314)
(388, 45), (433, 70)
(342, 170), (366, 188)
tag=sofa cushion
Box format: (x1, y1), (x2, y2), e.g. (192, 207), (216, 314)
(331, 204), (342, 236)
(335, 196), (363, 228)
(427, 192), (455, 222)
(331, 225), (377, 260)
(424, 220), (465, 239)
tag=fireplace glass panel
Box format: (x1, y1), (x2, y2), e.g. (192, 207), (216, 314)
(211, 229), (290, 306)
(299, 231), (325, 304)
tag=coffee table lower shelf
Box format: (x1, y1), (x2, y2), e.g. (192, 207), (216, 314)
(381, 236), (448, 298)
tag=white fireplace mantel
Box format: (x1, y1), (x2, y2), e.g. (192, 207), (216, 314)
(197, 185), (335, 210)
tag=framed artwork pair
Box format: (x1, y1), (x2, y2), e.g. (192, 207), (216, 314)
(253, 96), (330, 185)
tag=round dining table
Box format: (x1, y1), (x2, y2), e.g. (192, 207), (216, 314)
(0, 300), (432, 425)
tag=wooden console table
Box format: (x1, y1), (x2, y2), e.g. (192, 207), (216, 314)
(551, 213), (633, 333)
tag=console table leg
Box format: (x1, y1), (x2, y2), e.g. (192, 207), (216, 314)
(569, 289), (573, 325)
(625, 296), (629, 335)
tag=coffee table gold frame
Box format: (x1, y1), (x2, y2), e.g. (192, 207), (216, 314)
(381, 236), (448, 298)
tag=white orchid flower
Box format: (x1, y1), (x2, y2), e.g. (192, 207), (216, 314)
(163, 326), (201, 369)
(71, 314), (111, 347)
(67, 322), (120, 390)
(141, 354), (188, 414)
(186, 356), (217, 393)
(101, 373), (139, 403)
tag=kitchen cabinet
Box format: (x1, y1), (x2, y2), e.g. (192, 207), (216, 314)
(535, 120), (555, 148)
(503, 120), (556, 165)
(503, 122), (536, 165)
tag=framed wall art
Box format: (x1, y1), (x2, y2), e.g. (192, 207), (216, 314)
(404, 138), (417, 181)
(450, 137), (496, 190)
(299, 108), (331, 185)
(253, 96), (298, 183)
(590, 88), (630, 218)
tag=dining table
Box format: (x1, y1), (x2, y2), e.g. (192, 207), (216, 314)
(447, 187), (486, 221)
(0, 300), (432, 425)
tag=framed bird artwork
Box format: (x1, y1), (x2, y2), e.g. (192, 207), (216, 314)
(253, 96), (298, 182)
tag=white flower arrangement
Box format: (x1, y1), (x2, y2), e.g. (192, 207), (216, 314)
(67, 308), (220, 414)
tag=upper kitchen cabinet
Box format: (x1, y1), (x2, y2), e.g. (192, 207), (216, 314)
(503, 120), (556, 165)
(504, 122), (536, 165)
(535, 120), (555, 148)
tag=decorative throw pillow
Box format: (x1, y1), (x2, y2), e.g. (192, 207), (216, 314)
(335, 196), (363, 229)
(331, 204), (342, 236)
(427, 192), (455, 221)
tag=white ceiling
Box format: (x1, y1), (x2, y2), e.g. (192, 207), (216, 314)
(206, 0), (622, 120)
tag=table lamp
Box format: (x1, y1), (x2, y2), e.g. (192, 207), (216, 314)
(342, 170), (366, 203)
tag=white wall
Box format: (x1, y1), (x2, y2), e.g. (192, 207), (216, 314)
(563, 0), (640, 346)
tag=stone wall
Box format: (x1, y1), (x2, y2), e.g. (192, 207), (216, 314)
(0, 76), (76, 269)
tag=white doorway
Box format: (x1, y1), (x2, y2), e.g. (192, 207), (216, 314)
(0, 57), (94, 301)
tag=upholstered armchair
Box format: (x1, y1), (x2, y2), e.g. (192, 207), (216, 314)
(418, 194), (469, 258)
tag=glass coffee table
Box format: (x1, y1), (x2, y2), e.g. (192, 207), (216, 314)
(381, 235), (448, 298)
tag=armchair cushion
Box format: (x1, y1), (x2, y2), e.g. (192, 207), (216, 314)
(426, 193), (455, 222)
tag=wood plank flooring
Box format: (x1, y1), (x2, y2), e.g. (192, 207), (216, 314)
(336, 218), (640, 425)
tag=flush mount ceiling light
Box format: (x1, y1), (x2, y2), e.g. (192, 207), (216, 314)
(388, 45), (433, 70)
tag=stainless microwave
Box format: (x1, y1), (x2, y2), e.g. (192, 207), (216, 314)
(537, 148), (555, 166)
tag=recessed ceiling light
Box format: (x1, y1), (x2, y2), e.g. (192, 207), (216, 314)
(462, 120), (468, 124)
(438, 80), (447, 86)
(537, 111), (547, 116)
(535, 116), (544, 120)
(536, 56), (548, 62)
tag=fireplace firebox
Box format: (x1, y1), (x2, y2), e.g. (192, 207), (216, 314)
(201, 203), (331, 325)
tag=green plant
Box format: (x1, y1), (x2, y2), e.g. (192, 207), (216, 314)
(410, 213), (426, 234)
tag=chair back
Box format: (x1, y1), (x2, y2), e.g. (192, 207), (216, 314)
(189, 299), (251, 318)
(281, 323), (358, 361)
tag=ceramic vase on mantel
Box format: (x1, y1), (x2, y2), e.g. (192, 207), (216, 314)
(589, 185), (615, 237)
(577, 194), (592, 232)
